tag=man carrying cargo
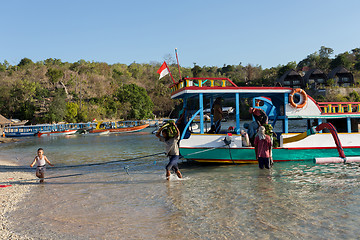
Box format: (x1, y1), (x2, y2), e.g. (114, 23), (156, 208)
(156, 121), (183, 180)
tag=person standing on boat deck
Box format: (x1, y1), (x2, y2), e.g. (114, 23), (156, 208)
(249, 107), (268, 127)
(209, 97), (223, 134)
(254, 126), (272, 169)
(30, 148), (54, 183)
(176, 108), (187, 137)
(156, 121), (183, 180)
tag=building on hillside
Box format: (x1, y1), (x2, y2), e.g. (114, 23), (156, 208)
(275, 69), (304, 88)
(327, 66), (355, 87)
(276, 66), (355, 89)
(303, 68), (328, 89)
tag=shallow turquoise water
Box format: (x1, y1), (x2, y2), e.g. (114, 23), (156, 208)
(1, 129), (360, 239)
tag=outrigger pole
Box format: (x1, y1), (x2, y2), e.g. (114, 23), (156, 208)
(175, 48), (182, 80)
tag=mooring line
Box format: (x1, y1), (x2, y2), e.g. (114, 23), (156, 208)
(0, 152), (166, 170)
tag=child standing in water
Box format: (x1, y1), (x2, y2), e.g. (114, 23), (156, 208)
(30, 148), (54, 183)
(156, 121), (183, 180)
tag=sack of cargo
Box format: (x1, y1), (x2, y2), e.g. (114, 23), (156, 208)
(161, 120), (178, 138)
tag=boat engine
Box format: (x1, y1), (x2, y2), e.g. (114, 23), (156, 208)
(223, 133), (233, 145)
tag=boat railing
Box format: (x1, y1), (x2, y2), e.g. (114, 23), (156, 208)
(181, 109), (202, 140)
(318, 102), (360, 114)
(170, 77), (238, 93)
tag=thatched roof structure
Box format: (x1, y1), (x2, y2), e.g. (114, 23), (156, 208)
(0, 114), (11, 125)
(328, 66), (354, 86)
(276, 69), (304, 88)
(303, 68), (328, 88)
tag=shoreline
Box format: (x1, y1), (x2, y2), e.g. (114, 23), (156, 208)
(0, 137), (20, 144)
(0, 158), (35, 239)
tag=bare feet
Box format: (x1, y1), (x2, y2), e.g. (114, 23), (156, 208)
(176, 170), (182, 179)
(166, 170), (171, 180)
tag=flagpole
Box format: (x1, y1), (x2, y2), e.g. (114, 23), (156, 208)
(175, 48), (182, 80)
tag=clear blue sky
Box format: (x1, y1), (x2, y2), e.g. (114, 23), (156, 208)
(1, 0), (360, 69)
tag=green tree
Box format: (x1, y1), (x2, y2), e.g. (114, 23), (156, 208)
(45, 90), (67, 123)
(44, 58), (63, 66)
(65, 102), (79, 122)
(330, 52), (352, 70)
(77, 103), (89, 122)
(117, 84), (153, 119)
(9, 80), (37, 120)
(18, 58), (34, 68)
(348, 91), (360, 102)
(46, 68), (64, 84)
(319, 46), (334, 58)
(277, 62), (297, 78)
(296, 46), (333, 71)
(191, 64), (202, 77)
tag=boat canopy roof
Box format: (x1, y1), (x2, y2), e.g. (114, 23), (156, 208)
(170, 77), (292, 100)
(171, 86), (293, 100)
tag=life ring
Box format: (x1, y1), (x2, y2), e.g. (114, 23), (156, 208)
(289, 88), (307, 108)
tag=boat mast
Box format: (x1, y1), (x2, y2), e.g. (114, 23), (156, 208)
(175, 48), (182, 80)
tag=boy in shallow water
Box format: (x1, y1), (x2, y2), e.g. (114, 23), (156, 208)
(30, 148), (54, 183)
(156, 121), (183, 180)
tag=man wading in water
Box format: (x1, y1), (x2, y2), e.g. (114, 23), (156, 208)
(156, 121), (183, 180)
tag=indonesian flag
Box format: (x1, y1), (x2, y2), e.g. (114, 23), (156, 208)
(157, 61), (169, 79)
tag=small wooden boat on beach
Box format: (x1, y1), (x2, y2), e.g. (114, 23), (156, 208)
(88, 129), (110, 135)
(86, 121), (149, 134)
(108, 123), (149, 133)
(36, 129), (77, 137)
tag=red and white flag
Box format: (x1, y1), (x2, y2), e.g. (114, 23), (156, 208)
(157, 61), (169, 79)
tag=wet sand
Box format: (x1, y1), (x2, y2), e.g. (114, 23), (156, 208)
(0, 137), (20, 144)
(0, 158), (34, 240)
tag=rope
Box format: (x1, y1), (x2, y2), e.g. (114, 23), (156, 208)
(180, 138), (233, 159)
(228, 145), (235, 164)
(180, 147), (217, 158)
(0, 152), (166, 170)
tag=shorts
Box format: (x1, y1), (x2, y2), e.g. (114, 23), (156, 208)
(258, 157), (271, 169)
(166, 155), (180, 172)
(36, 166), (46, 175)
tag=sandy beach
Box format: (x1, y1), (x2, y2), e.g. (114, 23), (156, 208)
(0, 158), (35, 240)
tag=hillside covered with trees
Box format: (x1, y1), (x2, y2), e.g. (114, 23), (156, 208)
(1, 46), (360, 123)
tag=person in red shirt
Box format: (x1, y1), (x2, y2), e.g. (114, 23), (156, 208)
(254, 126), (272, 169)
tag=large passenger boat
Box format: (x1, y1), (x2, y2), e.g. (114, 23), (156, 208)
(171, 77), (360, 163)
